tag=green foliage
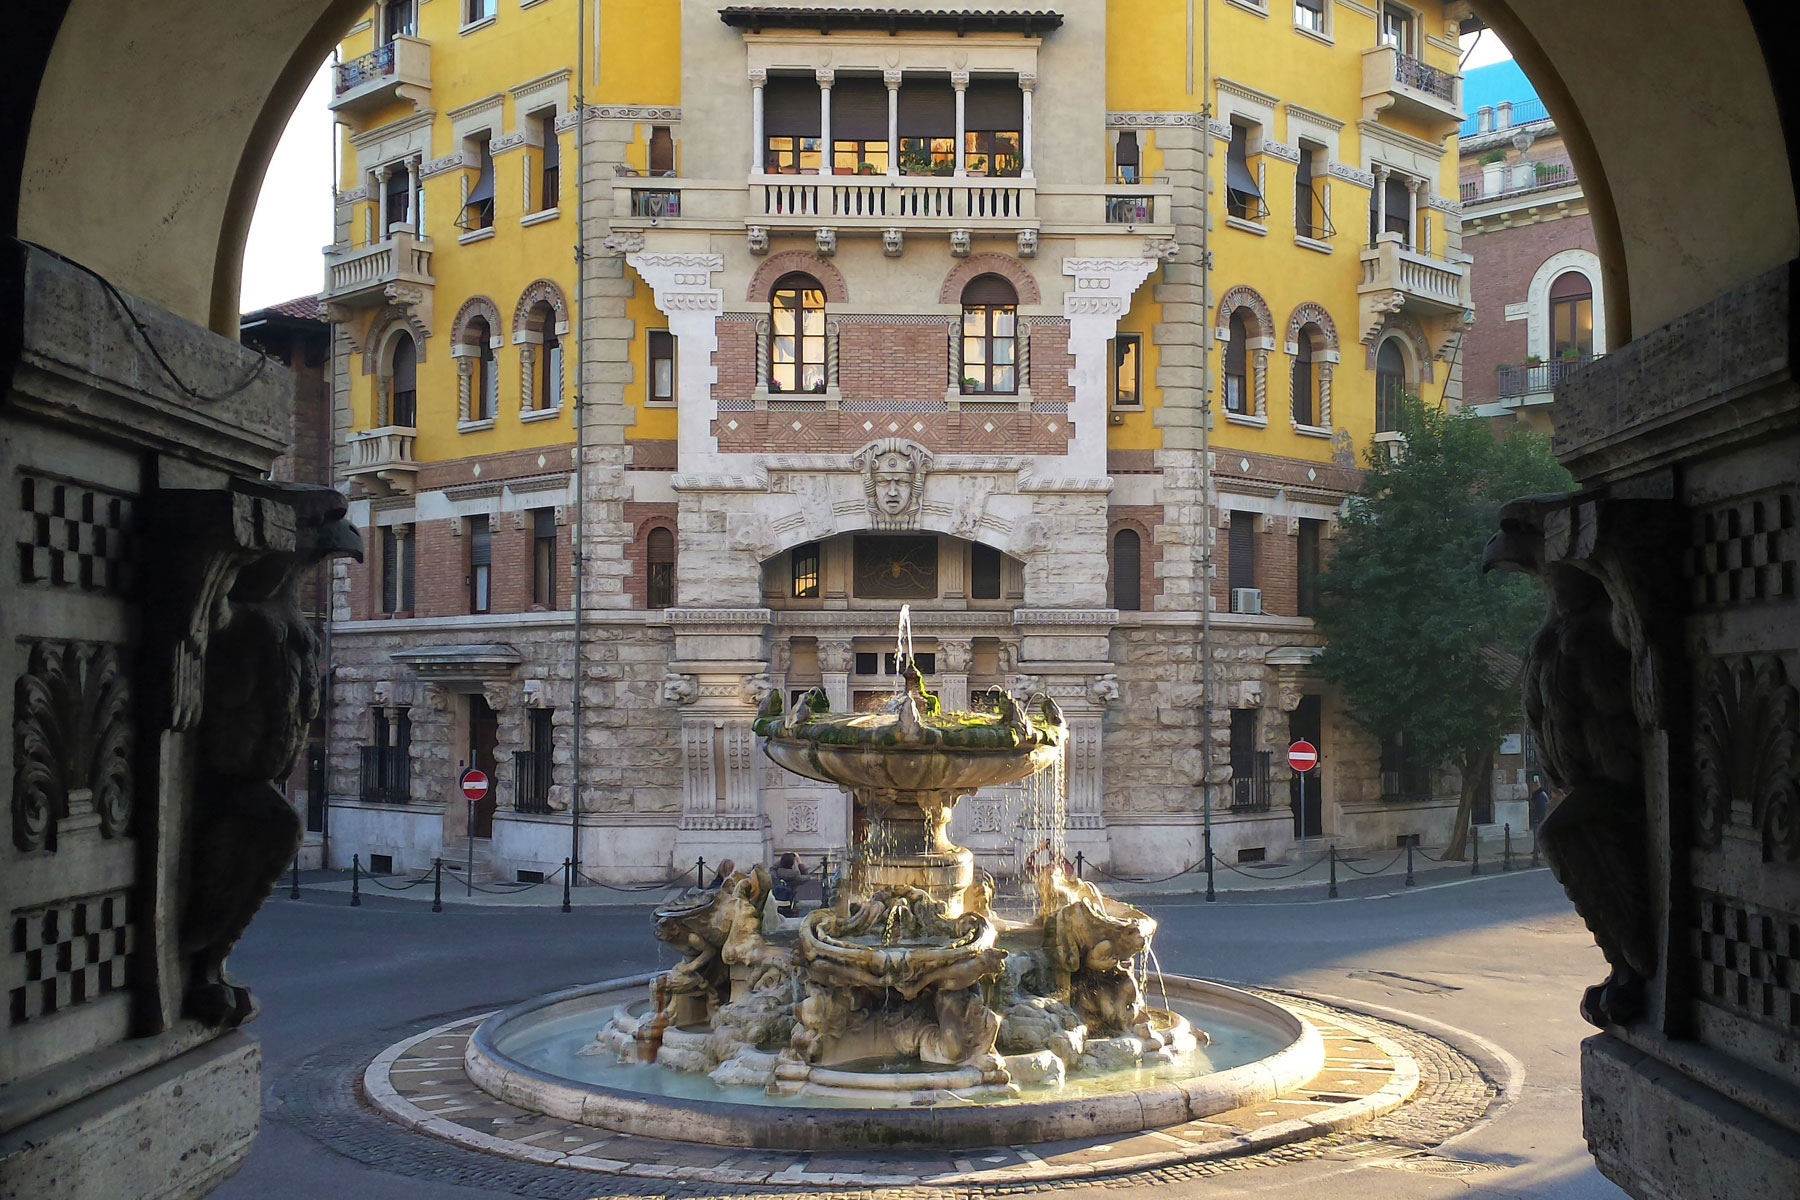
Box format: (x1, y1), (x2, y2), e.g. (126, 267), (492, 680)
(1314, 394), (1572, 774)
(1478, 148), (1508, 166)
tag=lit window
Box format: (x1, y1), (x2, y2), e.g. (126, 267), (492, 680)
(1113, 333), (1142, 408)
(960, 274), (1018, 395)
(770, 274), (826, 393)
(1549, 271), (1594, 359)
(792, 542), (820, 599)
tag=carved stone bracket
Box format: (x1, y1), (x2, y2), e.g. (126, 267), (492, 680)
(1694, 654), (1799, 861)
(12, 642), (133, 852)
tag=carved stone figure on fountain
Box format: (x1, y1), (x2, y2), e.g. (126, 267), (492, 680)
(1041, 875), (1160, 1042)
(653, 863), (775, 1019)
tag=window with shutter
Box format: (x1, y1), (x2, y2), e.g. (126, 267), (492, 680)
(468, 515), (492, 614)
(1113, 530), (1142, 611)
(765, 75), (822, 173)
(830, 77), (889, 174)
(1226, 122), (1264, 220)
(646, 527), (676, 608)
(389, 333), (416, 426)
(897, 77), (956, 176)
(1228, 511), (1257, 593)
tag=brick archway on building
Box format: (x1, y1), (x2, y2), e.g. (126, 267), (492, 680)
(1217, 285), (1275, 341)
(746, 251), (849, 304)
(938, 254), (1041, 305)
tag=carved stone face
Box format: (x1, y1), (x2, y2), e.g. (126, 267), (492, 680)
(872, 452), (915, 517)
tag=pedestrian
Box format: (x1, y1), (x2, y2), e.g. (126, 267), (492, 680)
(1528, 775), (1551, 834)
(772, 852), (807, 915)
(705, 858), (736, 890)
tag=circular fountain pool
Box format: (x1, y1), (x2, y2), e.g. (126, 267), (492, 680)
(465, 972), (1324, 1150)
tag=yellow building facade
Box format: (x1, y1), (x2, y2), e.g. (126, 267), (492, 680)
(323, 0), (1473, 882)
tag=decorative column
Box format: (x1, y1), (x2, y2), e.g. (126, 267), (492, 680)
(1012, 609), (1119, 868)
(1252, 346), (1269, 418)
(1412, 177), (1429, 253)
(1317, 360), (1334, 426)
(884, 69), (902, 175)
(817, 68), (835, 176)
(377, 163), (395, 232)
(1019, 73), (1036, 178)
(749, 68), (766, 173)
(937, 640), (972, 712)
(1407, 175), (1420, 249)
(952, 70), (969, 178)
(1373, 164), (1389, 239)
(517, 344), (536, 414)
(664, 609), (774, 870)
(819, 640), (852, 712)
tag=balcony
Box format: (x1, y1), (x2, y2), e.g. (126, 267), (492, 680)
(1362, 45), (1462, 137)
(1494, 352), (1595, 406)
(346, 425), (419, 494)
(1358, 231), (1471, 345)
(330, 35), (431, 117)
(323, 229), (434, 313)
(751, 174), (1037, 228)
(1459, 160), (1577, 205)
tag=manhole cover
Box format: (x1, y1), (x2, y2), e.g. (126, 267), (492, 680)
(1379, 1154), (1502, 1176)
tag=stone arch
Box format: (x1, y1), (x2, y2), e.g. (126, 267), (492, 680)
(360, 302), (429, 375)
(1217, 285), (1275, 342)
(451, 294), (502, 349)
(1525, 248), (1606, 360)
(510, 278), (569, 342)
(1366, 312), (1434, 384)
(938, 254), (1041, 306)
(746, 251), (848, 304)
(1284, 302), (1339, 355)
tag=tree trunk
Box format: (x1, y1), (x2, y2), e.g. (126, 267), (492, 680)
(1440, 748), (1489, 860)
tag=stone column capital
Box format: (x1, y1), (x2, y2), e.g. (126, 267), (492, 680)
(748, 68), (767, 86)
(815, 67), (836, 87)
(883, 69), (904, 89)
(950, 70), (970, 89)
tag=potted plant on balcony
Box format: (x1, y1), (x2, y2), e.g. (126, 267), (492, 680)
(1479, 148), (1507, 197)
(1524, 353), (1543, 365)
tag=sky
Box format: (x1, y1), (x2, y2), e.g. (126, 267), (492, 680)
(234, 31), (1517, 314)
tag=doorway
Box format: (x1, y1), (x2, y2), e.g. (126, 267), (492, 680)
(1289, 695), (1323, 839)
(467, 694), (498, 838)
(304, 742), (327, 834)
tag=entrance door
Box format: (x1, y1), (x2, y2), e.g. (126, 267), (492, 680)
(468, 694), (499, 838)
(1289, 695), (1323, 838)
(305, 743), (327, 833)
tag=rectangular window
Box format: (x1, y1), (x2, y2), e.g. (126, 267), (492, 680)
(532, 509), (556, 608)
(1295, 0), (1326, 33)
(853, 535), (938, 600)
(1225, 122), (1264, 221)
(963, 80), (1024, 177)
(1295, 139), (1331, 239)
(792, 542), (821, 598)
(463, 132), (495, 229)
(882, 652), (936, 675)
(515, 707), (554, 813)
(535, 110), (560, 210)
(383, 169), (410, 231)
(648, 125), (675, 176)
(1380, 3), (1413, 54)
(854, 652), (880, 675)
(831, 77), (889, 174)
(1112, 333), (1142, 408)
(381, 526), (400, 614)
(383, 0), (417, 41)
(1114, 131), (1140, 185)
(1223, 327), (1247, 415)
(646, 527), (675, 609)
(468, 515), (491, 614)
(1371, 172), (1413, 245)
(1297, 518), (1323, 617)
(970, 543), (1003, 600)
(465, 0), (495, 24)
(1228, 511), (1258, 593)
(647, 329), (676, 404)
(1229, 710), (1268, 809)
(897, 78), (956, 175)
(764, 76), (822, 173)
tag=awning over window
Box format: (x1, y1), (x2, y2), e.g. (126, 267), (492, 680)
(1225, 134), (1260, 199)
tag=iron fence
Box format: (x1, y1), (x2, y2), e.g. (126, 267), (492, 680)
(359, 743), (410, 804)
(1230, 750), (1274, 811)
(513, 749), (553, 814)
(335, 42), (395, 94)
(1394, 51), (1455, 102)
(1496, 351), (1594, 398)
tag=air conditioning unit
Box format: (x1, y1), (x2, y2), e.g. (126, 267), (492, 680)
(1231, 587), (1263, 614)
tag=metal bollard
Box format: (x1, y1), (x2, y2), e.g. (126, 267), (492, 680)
(1504, 823), (1514, 871)
(1204, 829), (1216, 903)
(432, 858), (444, 912)
(561, 858), (572, 914)
(1471, 827), (1481, 876)
(696, 856), (706, 888)
(1328, 844), (1339, 899)
(1405, 842), (1416, 887)
(351, 854), (361, 907)
(290, 855), (301, 900)
(1075, 851), (1085, 880)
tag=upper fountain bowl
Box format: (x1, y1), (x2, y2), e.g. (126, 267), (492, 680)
(752, 682), (1065, 796)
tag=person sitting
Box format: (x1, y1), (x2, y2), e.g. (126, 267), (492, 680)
(772, 852), (807, 914)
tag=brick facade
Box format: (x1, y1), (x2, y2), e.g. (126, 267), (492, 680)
(1107, 506), (1164, 610)
(712, 407), (1074, 455)
(623, 502), (678, 610)
(1461, 214), (1599, 404)
(838, 322), (951, 404)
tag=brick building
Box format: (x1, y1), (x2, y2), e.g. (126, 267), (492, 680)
(321, 0), (1482, 885)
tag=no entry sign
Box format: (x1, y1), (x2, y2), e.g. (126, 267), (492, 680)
(1287, 740), (1319, 773)
(459, 767), (490, 802)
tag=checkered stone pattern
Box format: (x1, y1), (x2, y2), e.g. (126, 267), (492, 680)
(10, 892), (134, 1024)
(1685, 491), (1796, 608)
(17, 475), (136, 592)
(1695, 891), (1800, 1030)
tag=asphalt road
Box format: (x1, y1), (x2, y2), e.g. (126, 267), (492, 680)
(215, 868), (1624, 1200)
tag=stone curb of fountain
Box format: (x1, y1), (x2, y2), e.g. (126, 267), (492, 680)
(358, 993), (1430, 1188)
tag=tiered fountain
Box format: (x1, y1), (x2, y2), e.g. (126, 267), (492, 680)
(464, 611), (1325, 1148)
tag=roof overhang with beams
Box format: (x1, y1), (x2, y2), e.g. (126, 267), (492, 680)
(719, 7), (1064, 36)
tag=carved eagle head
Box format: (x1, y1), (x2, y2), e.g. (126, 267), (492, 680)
(1482, 493), (1567, 578)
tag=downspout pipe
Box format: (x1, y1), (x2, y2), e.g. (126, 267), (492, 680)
(1198, 0), (1216, 901)
(569, 0), (588, 878)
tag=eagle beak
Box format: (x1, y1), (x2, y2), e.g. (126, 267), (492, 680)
(315, 517), (365, 563)
(1482, 528), (1529, 574)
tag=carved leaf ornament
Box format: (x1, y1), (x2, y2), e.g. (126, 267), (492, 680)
(1694, 655), (1799, 861)
(13, 642), (133, 851)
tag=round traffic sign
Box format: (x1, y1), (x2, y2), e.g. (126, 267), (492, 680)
(459, 767), (490, 801)
(1287, 740), (1319, 772)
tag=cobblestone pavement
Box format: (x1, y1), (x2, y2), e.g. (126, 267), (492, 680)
(219, 869), (1623, 1199)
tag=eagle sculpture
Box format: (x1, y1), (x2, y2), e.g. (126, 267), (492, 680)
(1483, 494), (1655, 1028)
(182, 483), (362, 1026)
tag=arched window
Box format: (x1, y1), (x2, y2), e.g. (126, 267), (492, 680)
(526, 300), (561, 411)
(1291, 322), (1323, 426)
(468, 316), (497, 420)
(1224, 309), (1250, 414)
(1549, 271), (1593, 359)
(1113, 528), (1142, 611)
(1375, 338), (1406, 433)
(389, 332), (416, 427)
(646, 527), (676, 609)
(770, 273), (826, 393)
(960, 274), (1018, 394)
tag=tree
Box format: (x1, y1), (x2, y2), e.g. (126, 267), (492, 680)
(1314, 395), (1572, 857)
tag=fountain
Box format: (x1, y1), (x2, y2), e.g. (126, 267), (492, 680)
(462, 609), (1327, 1148)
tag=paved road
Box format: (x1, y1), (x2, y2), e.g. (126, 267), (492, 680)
(216, 868), (1623, 1199)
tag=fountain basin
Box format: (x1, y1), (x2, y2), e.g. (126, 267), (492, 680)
(465, 972), (1325, 1151)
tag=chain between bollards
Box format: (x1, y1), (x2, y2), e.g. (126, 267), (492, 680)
(1405, 841), (1416, 886)
(432, 857), (444, 912)
(562, 858), (572, 913)
(1327, 844), (1339, 899)
(290, 855), (301, 900)
(1471, 826), (1481, 876)
(1504, 823), (1514, 871)
(351, 854), (362, 906)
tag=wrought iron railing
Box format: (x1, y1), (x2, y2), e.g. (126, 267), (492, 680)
(1230, 751), (1273, 811)
(1104, 194), (1155, 224)
(629, 188), (681, 218)
(359, 744), (410, 804)
(1460, 96), (1549, 138)
(513, 749), (552, 814)
(335, 42), (396, 94)
(1394, 51), (1455, 102)
(1496, 351), (1594, 398)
